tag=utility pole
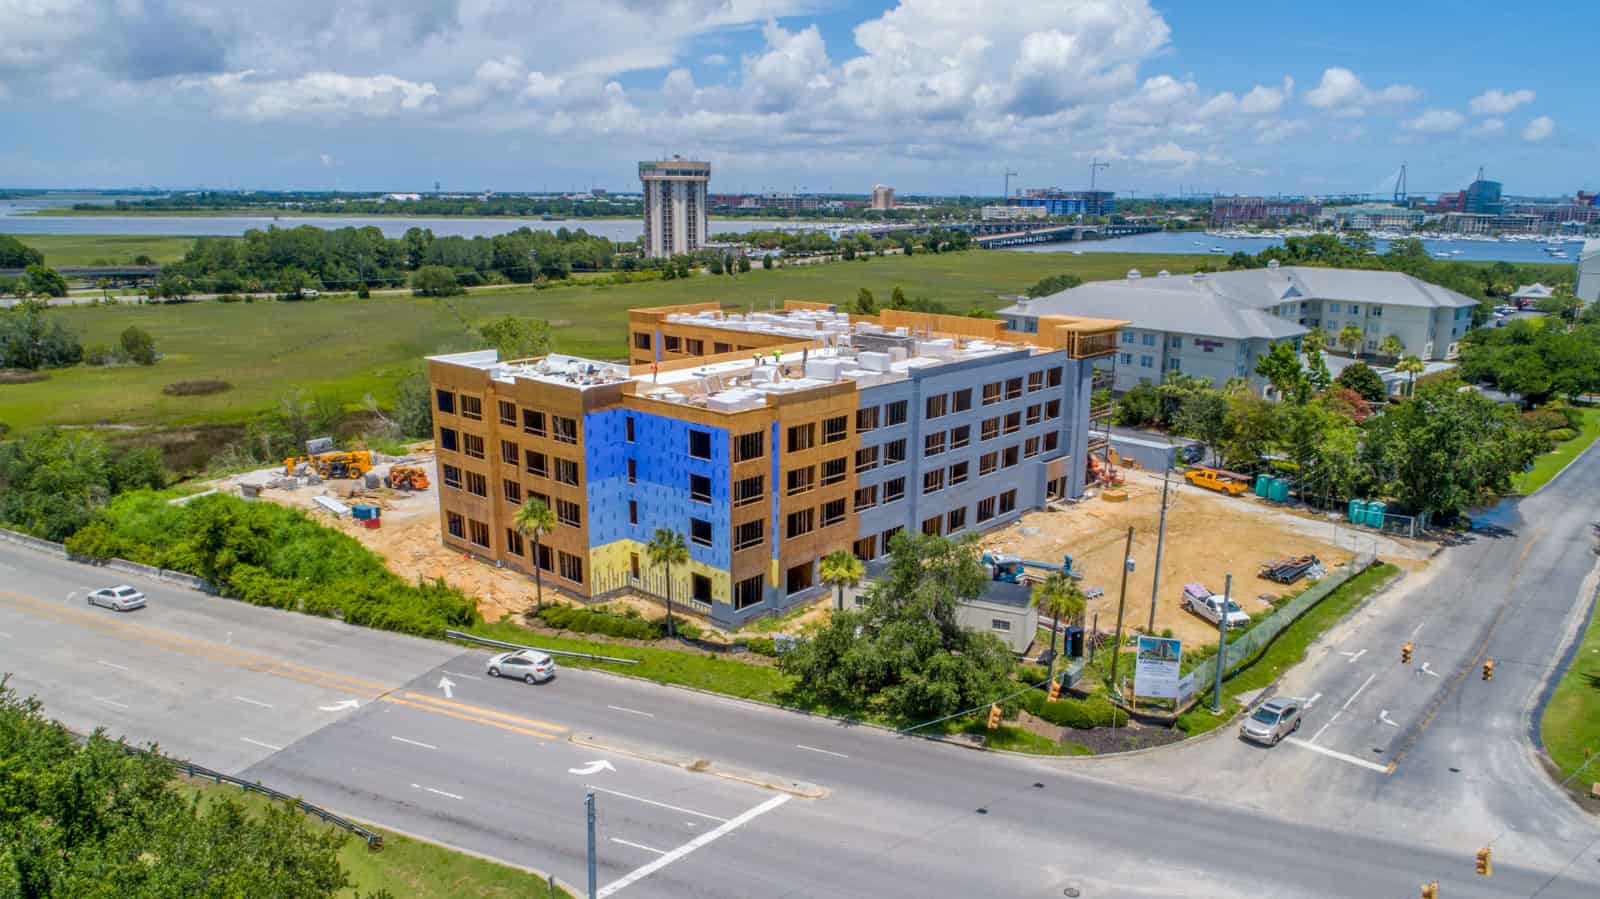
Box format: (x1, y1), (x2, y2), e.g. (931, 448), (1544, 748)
(1147, 467), (1171, 634)
(1107, 527), (1136, 691)
(1003, 167), (1018, 201)
(586, 790), (598, 899)
(1211, 573), (1231, 713)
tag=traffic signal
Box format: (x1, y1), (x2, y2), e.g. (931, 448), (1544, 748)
(986, 703), (1003, 730)
(1482, 659), (1494, 681)
(1401, 641), (1413, 664)
(1476, 847), (1492, 876)
(1421, 879), (1438, 898)
(1048, 674), (1063, 702)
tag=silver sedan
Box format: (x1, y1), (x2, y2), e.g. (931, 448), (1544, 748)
(487, 650), (556, 684)
(87, 585), (146, 612)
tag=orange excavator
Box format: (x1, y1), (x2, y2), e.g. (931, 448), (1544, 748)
(386, 465), (431, 490)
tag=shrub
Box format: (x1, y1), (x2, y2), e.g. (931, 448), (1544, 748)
(1020, 690), (1128, 728)
(162, 379), (232, 396)
(743, 636), (778, 657)
(82, 343), (117, 366)
(1545, 427), (1577, 443)
(216, 293), (244, 303)
(537, 604), (662, 640)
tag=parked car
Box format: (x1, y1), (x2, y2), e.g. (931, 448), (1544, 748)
(486, 649), (556, 684)
(1181, 583), (1251, 629)
(1240, 698), (1302, 745)
(87, 585), (146, 612)
(1178, 444), (1205, 465)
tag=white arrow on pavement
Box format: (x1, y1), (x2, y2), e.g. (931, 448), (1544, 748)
(437, 675), (456, 699)
(1419, 662), (1440, 678)
(1338, 649), (1367, 663)
(319, 699), (361, 712)
(1379, 709), (1399, 727)
(568, 760), (617, 776)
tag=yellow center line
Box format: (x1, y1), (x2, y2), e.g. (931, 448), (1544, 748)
(0, 590), (567, 739)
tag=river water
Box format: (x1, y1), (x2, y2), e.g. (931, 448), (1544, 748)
(2, 197), (1586, 264)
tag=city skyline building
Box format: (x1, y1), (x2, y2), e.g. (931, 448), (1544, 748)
(639, 157), (710, 258)
(871, 184), (895, 210)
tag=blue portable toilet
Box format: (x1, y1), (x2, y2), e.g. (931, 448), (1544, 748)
(1349, 499), (1366, 523)
(1255, 474), (1271, 497)
(1365, 501), (1386, 528)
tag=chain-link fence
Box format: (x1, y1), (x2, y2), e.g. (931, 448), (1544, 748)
(1187, 550), (1378, 693)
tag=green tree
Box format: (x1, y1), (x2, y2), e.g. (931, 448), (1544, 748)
(23, 264), (67, 297)
(709, 257), (726, 275)
(155, 271), (194, 301)
(1337, 324), (1364, 357)
(0, 233), (45, 267)
(1301, 329), (1329, 356)
(1221, 389), (1280, 468)
(1031, 570), (1085, 674)
(0, 300), (83, 370)
(1395, 355), (1426, 397)
(737, 255), (752, 273)
(1378, 334), (1405, 359)
(1024, 273), (1084, 298)
(889, 286), (909, 309)
(0, 430), (164, 541)
(119, 325), (158, 365)
(1254, 341), (1308, 403)
(1113, 381), (1161, 427)
(389, 364), (434, 438)
(761, 255), (773, 269)
(411, 265), (463, 297)
(819, 549), (865, 611)
(647, 528), (689, 638)
(477, 316), (553, 359)
(514, 498), (556, 615)
(854, 288), (877, 315)
(274, 266), (315, 299)
(1172, 387), (1230, 459)
(1335, 361), (1387, 403)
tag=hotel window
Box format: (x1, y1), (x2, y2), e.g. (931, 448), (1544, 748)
(822, 415), (849, 444)
(1141, 333), (1156, 346)
(947, 506), (967, 533)
(1004, 412), (1021, 434)
(441, 464), (462, 489)
(500, 440), (519, 465)
(690, 473), (712, 503)
(786, 508), (815, 538)
(883, 477), (906, 503)
(734, 520), (764, 551)
(1122, 332), (1136, 345)
(1140, 355), (1154, 368)
(821, 498), (846, 528)
(526, 450), (548, 477)
(522, 409), (546, 436)
(949, 460), (969, 485)
(498, 401), (516, 425)
(925, 393), (948, 419)
(463, 433), (485, 459)
(464, 471), (487, 497)
(446, 511), (464, 539)
(982, 382), (1002, 405)
(688, 428), (713, 460)
(1002, 446), (1020, 468)
(628, 500), (637, 525)
(558, 551), (584, 584)
(883, 438), (907, 465)
(664, 335), (681, 353)
(1027, 370), (1044, 392)
(1045, 399), (1061, 420)
(1044, 431), (1059, 453)
(690, 518), (713, 547)
(921, 515), (943, 536)
(552, 416), (578, 444)
(535, 544), (553, 573)
(821, 457), (847, 486)
(438, 427), (459, 452)
(1024, 437), (1041, 458)
(627, 459), (637, 484)
(951, 388), (973, 412)
(460, 395), (483, 420)
(1047, 366), (1064, 387)
(856, 406), (880, 432)
(854, 445), (879, 473)
(923, 469), (945, 495)
(625, 416), (635, 442)
(950, 425), (971, 449)
(1005, 377), (1023, 400)
(436, 390), (455, 414)
(788, 423), (816, 452)
(634, 332), (652, 350)
(854, 484), (878, 511)
(734, 574), (765, 610)
(979, 452), (998, 477)
(1026, 404), (1042, 426)
(556, 499), (581, 528)
(981, 417), (1000, 441)
(502, 479), (521, 504)
(692, 574), (712, 604)
(1120, 353), (1132, 365)
(468, 519), (491, 548)
(733, 475), (764, 507)
(976, 497), (996, 523)
(999, 489), (1017, 514)
(505, 528), (524, 556)
(734, 430), (765, 461)
(924, 431), (946, 456)
(685, 338), (704, 355)
(714, 342), (732, 354)
(787, 466), (816, 496)
(852, 536), (878, 561)
(555, 458), (579, 486)
(885, 400), (908, 426)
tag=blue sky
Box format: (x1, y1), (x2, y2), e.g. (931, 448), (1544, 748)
(1, 1), (1591, 198)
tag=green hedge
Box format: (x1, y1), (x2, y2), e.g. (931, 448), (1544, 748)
(65, 491), (478, 637)
(534, 603), (702, 642)
(1020, 690), (1128, 729)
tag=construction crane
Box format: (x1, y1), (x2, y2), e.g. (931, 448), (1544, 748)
(1089, 158), (1111, 193)
(1393, 163), (1407, 204)
(1002, 167), (1018, 200)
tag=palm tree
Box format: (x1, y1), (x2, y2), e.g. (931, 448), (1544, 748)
(1396, 355), (1426, 397)
(513, 498), (556, 616)
(819, 549), (865, 611)
(1377, 334), (1404, 361)
(1032, 570), (1086, 676)
(646, 528), (689, 638)
(1300, 328), (1329, 355)
(1337, 325), (1365, 359)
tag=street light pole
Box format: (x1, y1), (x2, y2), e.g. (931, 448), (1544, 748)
(1107, 526), (1135, 691)
(1211, 573), (1231, 713)
(1147, 467), (1171, 634)
(586, 790), (598, 899)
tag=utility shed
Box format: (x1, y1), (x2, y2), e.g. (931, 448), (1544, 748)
(957, 584), (1039, 654)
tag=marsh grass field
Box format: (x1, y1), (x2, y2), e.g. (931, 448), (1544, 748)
(17, 233), (201, 266)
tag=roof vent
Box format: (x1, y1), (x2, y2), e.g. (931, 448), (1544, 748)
(1126, 269), (1142, 280)
(1156, 270), (1171, 278)
(1266, 259), (1281, 269)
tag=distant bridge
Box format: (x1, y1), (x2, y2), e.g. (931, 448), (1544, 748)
(972, 223), (1163, 248)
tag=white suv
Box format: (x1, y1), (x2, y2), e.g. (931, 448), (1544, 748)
(1181, 583), (1250, 629)
(487, 650), (556, 684)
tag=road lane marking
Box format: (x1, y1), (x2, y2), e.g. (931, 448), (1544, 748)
(395, 691), (567, 735)
(442, 670), (482, 681)
(1341, 673), (1377, 711)
(795, 744), (850, 759)
(240, 737), (284, 751)
(391, 736), (438, 750)
(426, 787), (462, 800)
(598, 795), (791, 898)
(607, 704), (655, 718)
(1379, 710), (1399, 728)
(585, 786), (728, 823)
(1410, 622), (1424, 638)
(1419, 662), (1440, 678)
(95, 659), (129, 671)
(319, 699), (361, 712)
(1284, 737), (1391, 773)
(94, 696), (129, 709)
(232, 696), (274, 709)
(611, 838), (667, 855)
(381, 695), (562, 741)
(1305, 692), (1322, 708)
(1311, 711), (1342, 743)
(1345, 649), (1367, 663)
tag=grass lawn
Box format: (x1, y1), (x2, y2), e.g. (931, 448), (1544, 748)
(15, 233), (199, 266)
(4, 250), (1211, 431)
(183, 777), (570, 898)
(1540, 594), (1600, 793)
(951, 720), (1094, 756)
(1177, 563), (1399, 736)
(1515, 407), (1600, 494)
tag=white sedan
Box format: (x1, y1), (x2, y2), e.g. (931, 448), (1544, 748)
(88, 585), (146, 612)
(487, 649), (556, 684)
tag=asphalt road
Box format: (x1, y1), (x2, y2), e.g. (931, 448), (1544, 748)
(2, 468), (1596, 899)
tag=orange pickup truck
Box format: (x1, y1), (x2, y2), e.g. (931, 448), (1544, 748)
(1183, 467), (1248, 496)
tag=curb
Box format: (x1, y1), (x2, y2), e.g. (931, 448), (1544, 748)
(569, 733), (828, 799)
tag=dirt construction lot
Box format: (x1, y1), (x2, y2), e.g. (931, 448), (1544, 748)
(979, 469), (1433, 650)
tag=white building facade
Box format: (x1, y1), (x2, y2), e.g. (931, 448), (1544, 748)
(639, 158), (710, 258)
(1579, 239), (1600, 306)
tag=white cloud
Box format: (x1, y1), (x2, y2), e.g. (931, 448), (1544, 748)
(701, 53), (728, 66)
(1304, 67), (1420, 116)
(1253, 118), (1311, 144)
(319, 152), (334, 167)
(199, 70), (439, 121)
(1522, 115), (1555, 142)
(523, 71), (564, 99)
(1239, 76), (1293, 115)
(1469, 88), (1534, 116)
(1136, 141), (1200, 168)
(1468, 118), (1505, 137)
(1402, 108), (1464, 133)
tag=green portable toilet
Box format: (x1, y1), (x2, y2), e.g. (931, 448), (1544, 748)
(1349, 499), (1366, 523)
(1269, 477), (1290, 503)
(1255, 474), (1271, 497)
(1365, 500), (1387, 528)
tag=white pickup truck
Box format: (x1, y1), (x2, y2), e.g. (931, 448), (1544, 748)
(1181, 583), (1251, 629)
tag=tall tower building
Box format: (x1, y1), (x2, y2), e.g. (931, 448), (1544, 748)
(639, 157), (711, 258)
(871, 184), (895, 210)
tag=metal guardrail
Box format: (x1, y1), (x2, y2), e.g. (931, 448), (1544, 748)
(443, 629), (641, 665)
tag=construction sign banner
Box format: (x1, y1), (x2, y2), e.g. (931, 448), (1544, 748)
(1134, 635), (1182, 699)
